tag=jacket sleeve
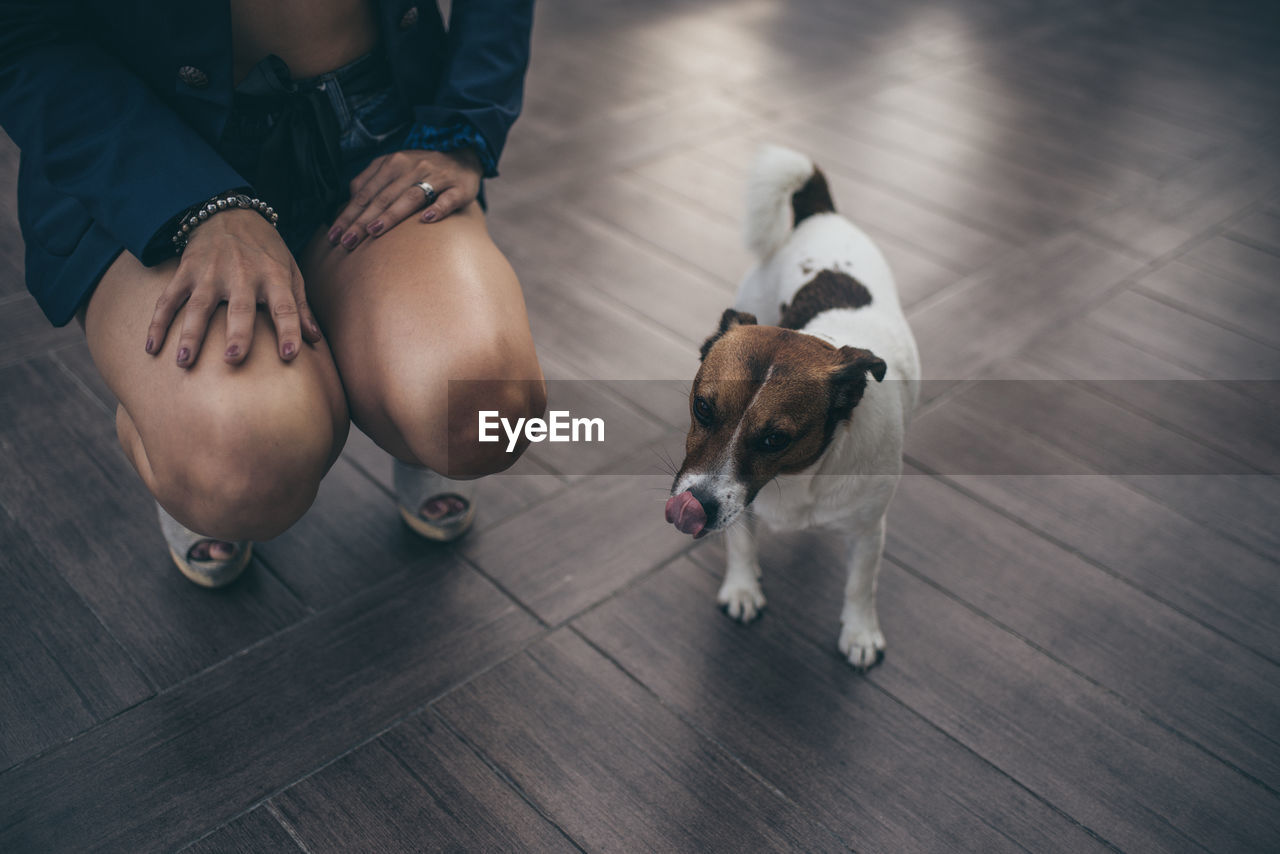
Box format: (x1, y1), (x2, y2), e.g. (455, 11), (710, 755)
(0, 2), (248, 265)
(403, 0), (535, 177)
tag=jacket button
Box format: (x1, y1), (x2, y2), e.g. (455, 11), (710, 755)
(398, 6), (418, 30)
(177, 65), (209, 88)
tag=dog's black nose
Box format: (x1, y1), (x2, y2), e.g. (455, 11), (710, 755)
(690, 486), (720, 529)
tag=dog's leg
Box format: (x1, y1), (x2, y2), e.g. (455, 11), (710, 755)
(839, 514), (887, 670)
(718, 514), (765, 622)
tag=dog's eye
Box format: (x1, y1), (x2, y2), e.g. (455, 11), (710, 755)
(761, 432), (791, 451)
(693, 396), (714, 426)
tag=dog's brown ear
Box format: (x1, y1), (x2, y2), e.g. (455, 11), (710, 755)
(699, 309), (758, 361)
(838, 346), (886, 383)
(828, 346), (887, 422)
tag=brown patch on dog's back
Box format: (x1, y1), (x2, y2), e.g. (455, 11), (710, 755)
(779, 270), (873, 330)
(791, 167), (835, 228)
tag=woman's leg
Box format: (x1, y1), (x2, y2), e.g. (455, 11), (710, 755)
(300, 202), (545, 478)
(83, 250), (350, 544)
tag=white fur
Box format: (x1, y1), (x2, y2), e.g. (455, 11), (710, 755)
(743, 144), (819, 260)
(692, 145), (920, 670)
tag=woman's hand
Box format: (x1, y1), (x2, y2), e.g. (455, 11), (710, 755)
(328, 148), (482, 251)
(144, 210), (322, 368)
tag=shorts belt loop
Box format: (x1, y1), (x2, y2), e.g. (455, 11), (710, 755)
(323, 75), (351, 128)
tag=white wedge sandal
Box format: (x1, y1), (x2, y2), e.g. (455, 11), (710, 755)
(393, 460), (477, 542)
(157, 503), (253, 588)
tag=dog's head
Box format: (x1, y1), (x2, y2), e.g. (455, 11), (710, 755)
(665, 309), (886, 537)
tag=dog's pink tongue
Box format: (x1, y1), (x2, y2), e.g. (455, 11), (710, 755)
(665, 491), (706, 538)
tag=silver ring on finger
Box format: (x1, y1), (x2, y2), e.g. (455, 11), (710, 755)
(415, 181), (437, 206)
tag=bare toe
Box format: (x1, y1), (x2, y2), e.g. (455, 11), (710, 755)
(420, 493), (469, 521)
(189, 539), (238, 563)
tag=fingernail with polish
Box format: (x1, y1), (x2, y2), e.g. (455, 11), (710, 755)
(341, 232), (357, 249)
(423, 210), (437, 223)
(145, 337), (155, 354)
(310, 320), (322, 338)
(283, 342), (296, 358)
(177, 347), (190, 364)
(225, 344), (240, 359)
(327, 226), (342, 244)
(368, 221), (383, 235)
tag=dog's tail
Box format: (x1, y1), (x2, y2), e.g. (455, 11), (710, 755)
(744, 144), (835, 260)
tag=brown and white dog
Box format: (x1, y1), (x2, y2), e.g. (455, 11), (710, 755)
(665, 145), (919, 670)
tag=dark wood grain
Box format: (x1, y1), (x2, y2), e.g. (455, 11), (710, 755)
(2, 0), (1279, 849)
(1227, 208), (1280, 255)
(0, 509), (151, 769)
(460, 470), (690, 625)
(1018, 321), (1280, 473)
(699, 123), (1025, 266)
(1086, 289), (1280, 380)
(906, 234), (1145, 392)
(576, 557), (1113, 854)
(906, 394), (1280, 660)
(436, 629), (847, 853)
(491, 202), (736, 347)
(884, 473), (1280, 790)
(1138, 259), (1280, 348)
(558, 171), (754, 286)
(0, 557), (542, 852)
(0, 291), (77, 368)
(252, 458), (446, 608)
(183, 808), (302, 854)
(0, 130), (24, 296)
(271, 714), (575, 852)
(689, 536), (1280, 853)
(626, 150), (968, 308)
(0, 358), (308, 688)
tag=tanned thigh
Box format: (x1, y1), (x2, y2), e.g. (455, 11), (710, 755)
(300, 202), (543, 466)
(82, 250), (349, 503)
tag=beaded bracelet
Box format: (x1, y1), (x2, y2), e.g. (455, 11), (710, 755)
(171, 192), (279, 255)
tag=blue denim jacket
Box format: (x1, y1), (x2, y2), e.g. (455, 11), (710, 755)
(0, 0), (534, 325)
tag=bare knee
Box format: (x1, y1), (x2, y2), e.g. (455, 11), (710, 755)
(446, 373), (548, 476)
(144, 379), (348, 540)
(389, 338), (546, 478)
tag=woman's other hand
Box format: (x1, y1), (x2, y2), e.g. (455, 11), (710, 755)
(144, 210), (322, 368)
(328, 148), (482, 251)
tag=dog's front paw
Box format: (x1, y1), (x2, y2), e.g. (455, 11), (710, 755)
(838, 623), (886, 672)
(718, 580), (766, 623)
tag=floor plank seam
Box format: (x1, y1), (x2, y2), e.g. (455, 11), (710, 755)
(20, 553), (490, 750)
(682, 550), (1134, 853)
(1027, 362), (1276, 476)
(48, 346), (113, 417)
(262, 802), (314, 854)
(0, 486), (161, 720)
(621, 163), (740, 228)
(565, 624), (858, 854)
(454, 550), (553, 630)
(1126, 283), (1280, 353)
(427, 706), (591, 854)
(156, 622), (560, 851)
(1080, 312), (1274, 384)
(881, 551), (1280, 803)
(542, 538), (715, 633)
(814, 152), (1032, 247)
(901, 456), (1280, 670)
(904, 401), (1280, 568)
(551, 200), (741, 295)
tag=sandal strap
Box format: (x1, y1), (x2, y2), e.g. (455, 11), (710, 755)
(156, 503), (247, 562)
(393, 460), (476, 514)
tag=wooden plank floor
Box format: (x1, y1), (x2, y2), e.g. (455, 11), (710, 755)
(2, 0), (1278, 850)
